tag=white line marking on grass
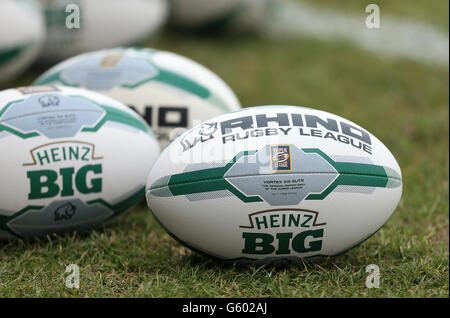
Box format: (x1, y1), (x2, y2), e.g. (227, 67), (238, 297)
(265, 1), (449, 67)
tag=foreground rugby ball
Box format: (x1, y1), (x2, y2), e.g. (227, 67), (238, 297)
(38, 0), (169, 62)
(34, 47), (241, 148)
(0, 0), (45, 84)
(170, 0), (271, 33)
(146, 105), (402, 263)
(0, 86), (159, 239)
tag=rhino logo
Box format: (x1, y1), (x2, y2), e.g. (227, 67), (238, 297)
(54, 203), (76, 221)
(38, 95), (60, 107)
(179, 122), (217, 152)
(199, 122), (218, 136)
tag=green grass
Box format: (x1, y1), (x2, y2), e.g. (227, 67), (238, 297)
(299, 0), (449, 31)
(0, 3), (448, 297)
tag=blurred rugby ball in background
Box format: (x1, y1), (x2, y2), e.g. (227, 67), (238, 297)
(170, 0), (272, 33)
(146, 105), (402, 263)
(0, 85), (159, 239)
(0, 0), (46, 84)
(34, 47), (241, 148)
(38, 0), (169, 62)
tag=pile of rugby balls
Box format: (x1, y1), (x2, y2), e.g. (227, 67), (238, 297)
(0, 46), (242, 239)
(34, 47), (241, 148)
(0, 1), (403, 265)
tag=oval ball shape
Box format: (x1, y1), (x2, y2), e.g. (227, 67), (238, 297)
(0, 85), (160, 239)
(146, 105), (402, 263)
(34, 47), (242, 149)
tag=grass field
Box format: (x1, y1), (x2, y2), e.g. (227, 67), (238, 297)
(301, 0), (449, 30)
(0, 1), (448, 297)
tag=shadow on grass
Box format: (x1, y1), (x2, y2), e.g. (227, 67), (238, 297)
(0, 200), (398, 277)
(177, 250), (342, 273)
(0, 200), (151, 251)
(0, 227), (102, 252)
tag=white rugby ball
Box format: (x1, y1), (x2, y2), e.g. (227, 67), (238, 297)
(38, 0), (169, 62)
(34, 47), (241, 149)
(0, 85), (159, 239)
(146, 105), (402, 263)
(170, 0), (271, 33)
(0, 0), (45, 84)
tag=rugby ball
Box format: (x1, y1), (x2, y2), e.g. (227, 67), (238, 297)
(0, 0), (46, 84)
(146, 105), (402, 263)
(170, 0), (271, 33)
(34, 47), (241, 149)
(38, 0), (169, 62)
(0, 85), (159, 239)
